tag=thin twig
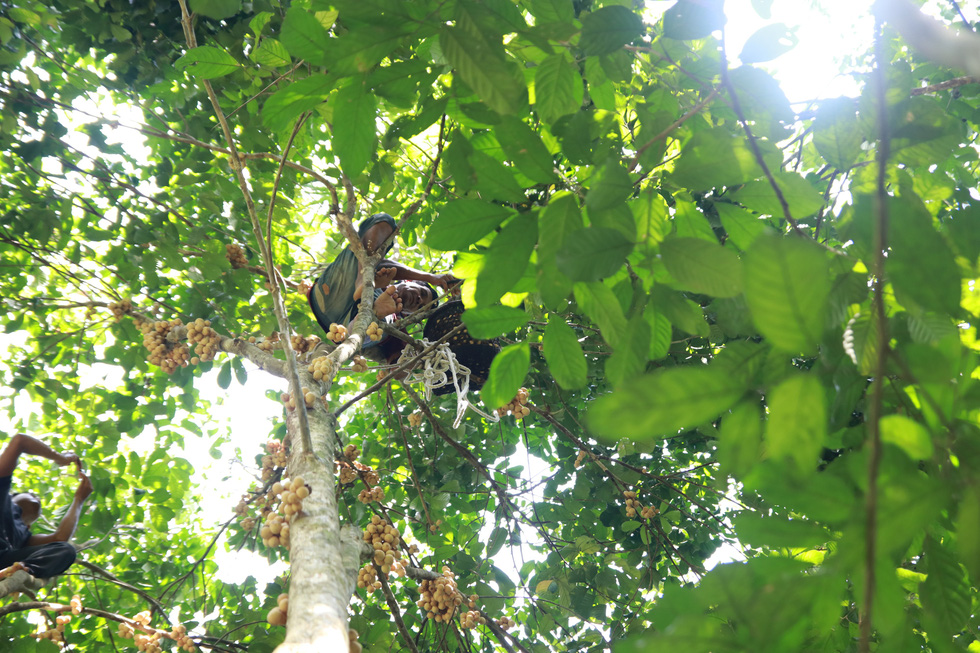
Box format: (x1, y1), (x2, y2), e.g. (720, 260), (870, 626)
(627, 88), (719, 173)
(860, 14), (892, 653)
(375, 563), (420, 653)
(719, 35), (804, 236)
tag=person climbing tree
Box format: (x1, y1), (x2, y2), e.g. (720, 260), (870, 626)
(0, 433), (93, 591)
(306, 212), (460, 336)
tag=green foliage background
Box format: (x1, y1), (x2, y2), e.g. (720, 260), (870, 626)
(0, 0), (979, 651)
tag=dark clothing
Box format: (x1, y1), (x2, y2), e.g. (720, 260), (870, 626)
(0, 476), (31, 552)
(308, 213), (398, 333)
(0, 475), (76, 578)
(0, 542), (76, 578)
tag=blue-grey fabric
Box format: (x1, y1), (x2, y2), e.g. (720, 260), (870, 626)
(0, 476), (31, 553)
(308, 213), (397, 333)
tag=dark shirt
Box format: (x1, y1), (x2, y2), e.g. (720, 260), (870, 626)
(0, 475), (31, 552)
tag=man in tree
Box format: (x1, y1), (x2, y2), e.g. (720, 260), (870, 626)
(307, 212), (459, 335)
(0, 433), (93, 589)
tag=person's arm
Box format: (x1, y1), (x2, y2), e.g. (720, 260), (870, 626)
(386, 262), (461, 293)
(0, 434), (80, 477)
(28, 472), (93, 546)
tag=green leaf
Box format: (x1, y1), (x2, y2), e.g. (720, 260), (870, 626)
(588, 366), (744, 440)
(765, 374), (827, 473)
(812, 97), (863, 170)
(718, 399), (763, 477)
(605, 314), (650, 387)
(469, 151), (526, 202)
(538, 193), (584, 264)
(738, 23), (798, 64)
(190, 0), (240, 20)
(920, 537), (972, 639)
(891, 97), (967, 167)
(650, 286), (709, 337)
(175, 46), (240, 79)
(662, 0), (725, 40)
(733, 512), (829, 548)
(743, 234), (830, 354)
(955, 486), (980, 582)
(556, 227), (633, 282)
(660, 237), (743, 298)
(671, 127), (779, 191)
(427, 201), (515, 251)
(481, 343), (530, 409)
(475, 215), (538, 305)
(579, 6), (644, 56)
(879, 415), (934, 461)
(586, 160), (633, 213)
(249, 11), (273, 38)
(262, 74), (335, 131)
(495, 118), (558, 184)
(543, 317), (588, 389)
(440, 18), (525, 115)
(462, 306), (530, 339)
(534, 53), (583, 123)
(333, 78), (377, 179)
(887, 196), (961, 315)
(730, 173), (825, 219)
(528, 0), (574, 24)
(251, 39), (291, 67)
(217, 362), (232, 389)
(280, 7), (330, 66)
(645, 306), (672, 360)
(631, 189), (670, 245)
(843, 312), (880, 375)
(715, 202), (766, 251)
(573, 282), (628, 348)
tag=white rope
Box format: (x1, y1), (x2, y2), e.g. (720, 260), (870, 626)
(397, 339), (499, 428)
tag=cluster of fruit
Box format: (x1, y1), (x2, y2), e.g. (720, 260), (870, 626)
(326, 323), (348, 344)
(459, 609), (486, 629)
(138, 319), (190, 374)
(134, 631), (163, 653)
(186, 318), (221, 363)
(308, 356), (335, 381)
(254, 332), (279, 352)
(495, 388), (531, 420)
(497, 616), (516, 630)
(407, 412), (423, 427)
(290, 334), (320, 354)
(267, 593), (289, 627)
(349, 629), (362, 653)
(261, 440), (288, 482)
(363, 515), (404, 582)
(623, 491), (658, 519)
(357, 486), (384, 504)
(417, 567), (463, 623)
(574, 449), (587, 467)
(31, 614), (71, 642)
(260, 476), (308, 549)
(170, 624), (195, 651)
(337, 444), (378, 487)
(366, 321), (383, 342)
(357, 563), (380, 592)
(225, 243), (248, 269)
(108, 298), (132, 322)
(429, 518), (444, 533)
(261, 512), (289, 548)
(0, 561), (25, 579)
(351, 355), (368, 373)
(279, 476), (310, 518)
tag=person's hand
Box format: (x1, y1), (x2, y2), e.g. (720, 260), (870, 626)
(75, 472), (93, 501)
(57, 452), (81, 472)
(429, 273), (462, 296)
(374, 285), (403, 318)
